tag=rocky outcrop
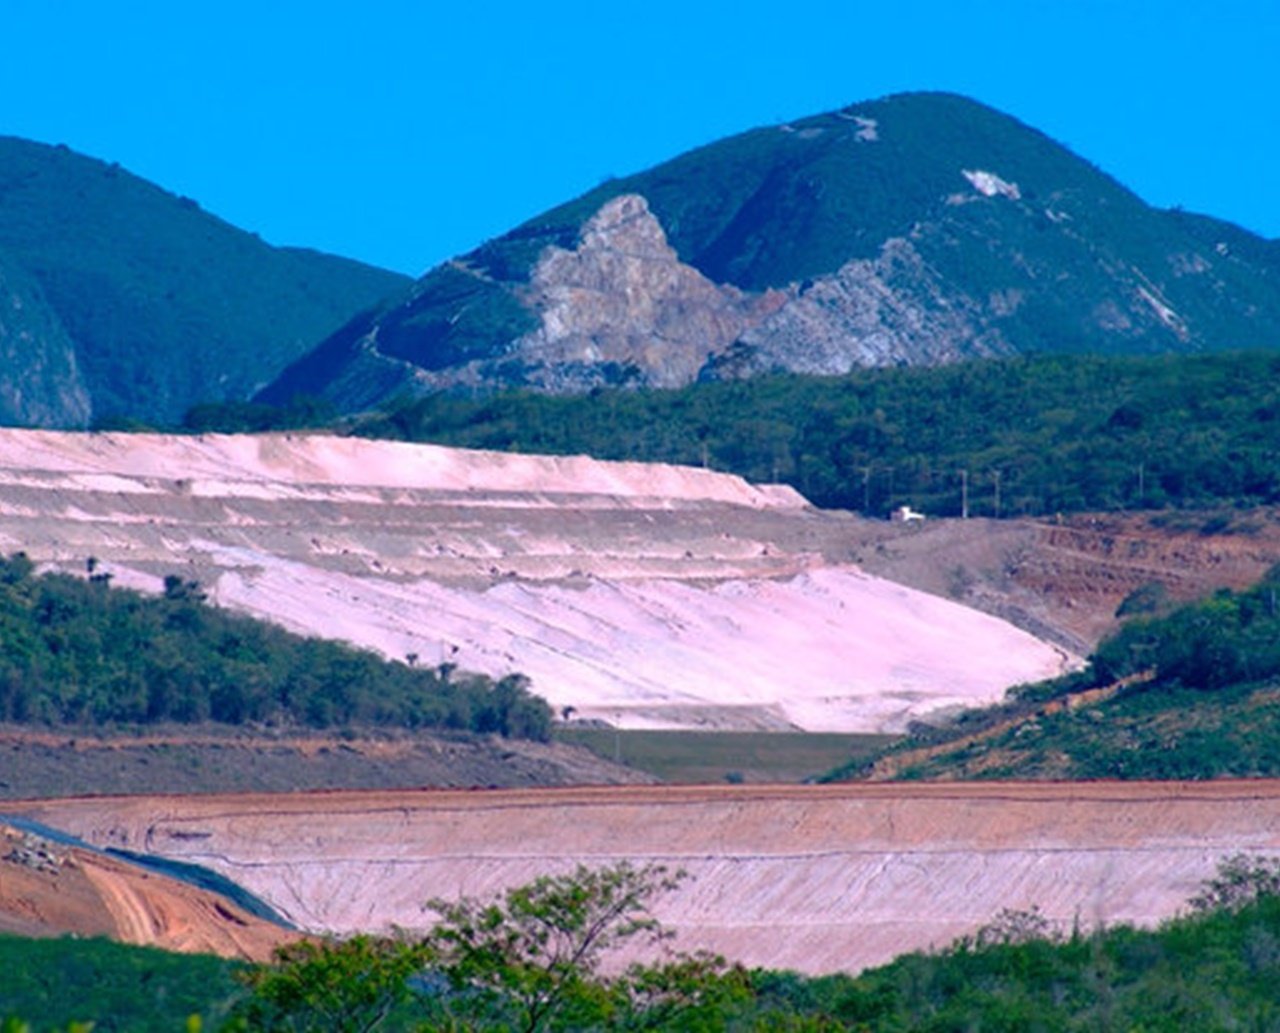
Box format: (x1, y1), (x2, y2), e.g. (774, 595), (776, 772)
(516, 206), (1015, 385)
(703, 238), (1013, 378)
(0, 252), (91, 426)
(511, 195), (779, 388)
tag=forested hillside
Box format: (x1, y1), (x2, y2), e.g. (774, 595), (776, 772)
(0, 135), (408, 426)
(262, 91), (1280, 413)
(0, 553), (550, 739)
(359, 351), (1280, 518)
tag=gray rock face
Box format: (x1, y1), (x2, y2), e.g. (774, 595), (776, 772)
(364, 197), (1007, 395)
(0, 254), (91, 427)
(506, 199), (1016, 386)
(512, 195), (775, 389)
(705, 238), (1013, 379)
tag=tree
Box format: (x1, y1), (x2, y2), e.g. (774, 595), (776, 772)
(227, 935), (428, 1032)
(1189, 853), (1280, 914)
(422, 862), (685, 1032)
(228, 863), (748, 1032)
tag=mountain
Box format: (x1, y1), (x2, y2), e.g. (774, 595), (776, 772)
(261, 91), (1280, 413)
(0, 136), (410, 427)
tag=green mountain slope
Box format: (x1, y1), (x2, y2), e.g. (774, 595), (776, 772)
(357, 351), (1280, 518)
(263, 91), (1280, 413)
(0, 136), (410, 426)
(0, 247), (90, 425)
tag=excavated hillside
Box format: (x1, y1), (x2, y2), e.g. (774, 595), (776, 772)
(15, 782), (1280, 974)
(0, 429), (1076, 733)
(0, 820), (293, 960)
(848, 509), (1280, 653)
(1, 429), (1276, 733)
(263, 92), (1280, 413)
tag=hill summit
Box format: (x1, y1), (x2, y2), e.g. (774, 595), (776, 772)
(0, 136), (409, 427)
(262, 91), (1280, 414)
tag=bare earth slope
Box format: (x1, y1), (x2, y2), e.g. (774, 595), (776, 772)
(848, 510), (1280, 652)
(0, 429), (1073, 732)
(0, 820), (293, 960)
(15, 782), (1280, 974)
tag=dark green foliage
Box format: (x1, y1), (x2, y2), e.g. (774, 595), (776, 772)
(227, 862), (1280, 1031)
(1114, 581), (1171, 618)
(0, 933), (242, 1031)
(256, 266), (538, 412)
(228, 936), (430, 1033)
(228, 862), (750, 1032)
(361, 351), (1280, 518)
(419, 863), (695, 1031)
(0, 553), (551, 740)
(0, 135), (408, 426)
(1093, 571), (1280, 690)
(181, 395), (339, 435)
(805, 893), (1280, 1031)
(13, 863), (1280, 1031)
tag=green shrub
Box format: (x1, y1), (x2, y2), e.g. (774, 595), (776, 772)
(0, 553), (551, 740)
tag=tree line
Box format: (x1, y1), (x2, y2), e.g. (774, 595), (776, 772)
(165, 351), (1280, 521)
(355, 350), (1280, 518)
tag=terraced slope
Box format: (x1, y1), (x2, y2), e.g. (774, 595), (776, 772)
(16, 782), (1280, 974)
(0, 429), (1073, 732)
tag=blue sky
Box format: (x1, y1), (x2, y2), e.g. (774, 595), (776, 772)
(4, 0), (1277, 276)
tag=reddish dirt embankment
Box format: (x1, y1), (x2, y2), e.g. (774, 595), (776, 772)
(13, 781), (1280, 974)
(0, 822), (294, 960)
(854, 509), (1280, 651)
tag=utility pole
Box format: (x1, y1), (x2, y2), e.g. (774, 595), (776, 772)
(1137, 462), (1145, 504)
(960, 469), (969, 520)
(992, 470), (1002, 519)
(863, 465), (872, 514)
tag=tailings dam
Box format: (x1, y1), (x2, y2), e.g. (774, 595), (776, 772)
(13, 780), (1280, 973)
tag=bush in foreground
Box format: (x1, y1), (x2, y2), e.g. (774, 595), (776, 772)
(223, 857), (1280, 1031)
(8, 858), (1280, 1030)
